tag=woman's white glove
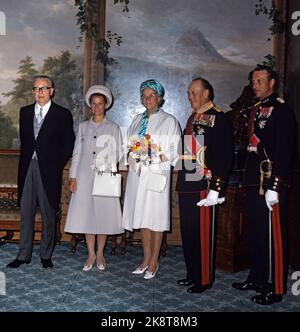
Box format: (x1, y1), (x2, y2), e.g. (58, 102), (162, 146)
(128, 155), (141, 174)
(265, 189), (279, 211)
(197, 189), (225, 207)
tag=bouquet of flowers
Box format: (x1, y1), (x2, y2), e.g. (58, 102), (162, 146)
(124, 134), (161, 167)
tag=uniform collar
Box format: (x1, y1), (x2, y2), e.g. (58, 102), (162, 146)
(255, 93), (277, 108)
(194, 101), (214, 115)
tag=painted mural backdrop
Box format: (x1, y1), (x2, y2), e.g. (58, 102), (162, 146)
(0, 0), (271, 149)
(0, 0), (83, 149)
(106, 0), (272, 129)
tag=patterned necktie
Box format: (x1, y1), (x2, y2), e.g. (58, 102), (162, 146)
(37, 107), (43, 124)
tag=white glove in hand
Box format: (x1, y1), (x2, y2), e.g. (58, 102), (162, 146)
(128, 155), (136, 170)
(128, 155), (141, 174)
(265, 189), (279, 211)
(197, 189), (222, 207)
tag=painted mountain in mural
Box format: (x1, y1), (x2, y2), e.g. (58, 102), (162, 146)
(107, 29), (252, 129)
(174, 29), (225, 62)
(155, 29), (234, 69)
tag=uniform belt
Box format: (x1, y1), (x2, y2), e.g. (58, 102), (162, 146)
(179, 154), (196, 160)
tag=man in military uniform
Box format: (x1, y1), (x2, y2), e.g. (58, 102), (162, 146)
(232, 65), (296, 305)
(176, 77), (233, 293)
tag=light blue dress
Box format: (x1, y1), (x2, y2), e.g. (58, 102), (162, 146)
(64, 118), (124, 235)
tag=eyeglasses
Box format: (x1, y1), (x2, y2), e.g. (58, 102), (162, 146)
(32, 86), (52, 93)
(141, 93), (157, 100)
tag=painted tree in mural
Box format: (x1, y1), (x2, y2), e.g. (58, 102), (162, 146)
(42, 50), (83, 125)
(0, 102), (18, 149)
(0, 51), (83, 149)
(2, 56), (38, 127)
(3, 56), (38, 106)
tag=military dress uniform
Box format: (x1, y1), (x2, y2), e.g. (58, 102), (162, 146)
(176, 101), (233, 290)
(244, 93), (296, 298)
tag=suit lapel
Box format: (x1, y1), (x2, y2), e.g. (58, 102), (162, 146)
(26, 104), (36, 142)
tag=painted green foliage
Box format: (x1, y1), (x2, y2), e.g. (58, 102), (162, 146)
(75, 0), (129, 65)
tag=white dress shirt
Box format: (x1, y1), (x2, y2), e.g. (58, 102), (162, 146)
(35, 100), (51, 121)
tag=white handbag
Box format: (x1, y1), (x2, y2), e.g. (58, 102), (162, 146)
(92, 172), (122, 197)
(146, 171), (167, 193)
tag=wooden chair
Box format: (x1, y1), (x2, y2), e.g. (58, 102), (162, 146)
(0, 188), (62, 246)
(69, 233), (126, 255)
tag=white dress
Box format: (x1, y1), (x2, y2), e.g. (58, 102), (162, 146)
(64, 118), (124, 235)
(122, 109), (181, 232)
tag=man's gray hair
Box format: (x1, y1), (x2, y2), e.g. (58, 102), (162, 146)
(33, 75), (54, 88)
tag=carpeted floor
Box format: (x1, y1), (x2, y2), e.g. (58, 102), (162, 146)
(0, 242), (299, 312)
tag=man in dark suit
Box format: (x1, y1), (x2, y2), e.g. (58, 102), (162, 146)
(7, 75), (75, 268)
(232, 66), (297, 305)
(176, 78), (233, 293)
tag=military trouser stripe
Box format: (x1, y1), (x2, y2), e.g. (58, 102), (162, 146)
(199, 190), (211, 286)
(272, 204), (284, 295)
(210, 205), (216, 281)
(268, 210), (272, 283)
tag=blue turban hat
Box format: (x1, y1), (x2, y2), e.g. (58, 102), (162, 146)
(140, 79), (165, 98)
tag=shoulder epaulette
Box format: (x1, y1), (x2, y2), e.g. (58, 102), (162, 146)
(276, 97), (285, 104)
(213, 106), (222, 113)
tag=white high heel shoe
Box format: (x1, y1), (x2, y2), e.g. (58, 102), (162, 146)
(144, 264), (159, 280)
(83, 263), (94, 271)
(82, 257), (95, 271)
(97, 263), (106, 271)
(132, 265), (148, 274)
(96, 256), (106, 271)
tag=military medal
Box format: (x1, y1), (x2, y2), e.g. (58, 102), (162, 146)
(258, 120), (266, 129)
(258, 106), (273, 119)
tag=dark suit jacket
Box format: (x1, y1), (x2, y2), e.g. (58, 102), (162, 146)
(244, 93), (297, 192)
(17, 101), (75, 211)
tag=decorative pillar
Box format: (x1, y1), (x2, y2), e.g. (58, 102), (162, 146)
(83, 0), (106, 118)
(273, 0), (287, 92)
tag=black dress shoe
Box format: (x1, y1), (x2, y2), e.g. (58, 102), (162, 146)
(6, 259), (31, 268)
(251, 291), (283, 305)
(177, 278), (193, 286)
(41, 259), (53, 268)
(232, 280), (265, 293)
(187, 283), (212, 293)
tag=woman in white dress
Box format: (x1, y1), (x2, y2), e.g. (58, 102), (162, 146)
(122, 79), (181, 279)
(65, 85), (124, 271)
